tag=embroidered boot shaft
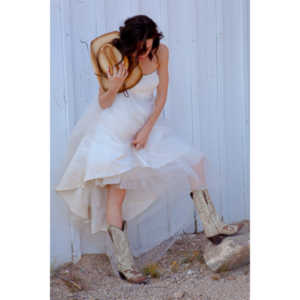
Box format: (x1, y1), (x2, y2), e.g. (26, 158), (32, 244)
(191, 189), (243, 242)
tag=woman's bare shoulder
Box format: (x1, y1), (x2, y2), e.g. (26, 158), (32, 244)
(158, 43), (169, 55)
(156, 43), (169, 67)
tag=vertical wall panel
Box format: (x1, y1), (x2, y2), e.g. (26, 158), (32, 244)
(165, 0), (194, 143)
(51, 0), (74, 270)
(69, 0), (99, 123)
(242, 0), (250, 220)
(221, 0), (250, 222)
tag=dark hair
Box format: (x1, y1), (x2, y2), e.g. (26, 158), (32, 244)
(111, 15), (164, 97)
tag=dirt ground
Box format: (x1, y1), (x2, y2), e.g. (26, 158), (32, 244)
(51, 220), (250, 300)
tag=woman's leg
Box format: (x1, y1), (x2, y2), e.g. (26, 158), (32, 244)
(105, 184), (148, 284)
(106, 184), (126, 229)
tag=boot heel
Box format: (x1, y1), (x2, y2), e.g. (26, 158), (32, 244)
(118, 271), (127, 280)
(207, 234), (226, 245)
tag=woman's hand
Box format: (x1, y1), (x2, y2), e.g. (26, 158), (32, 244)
(132, 126), (152, 150)
(106, 61), (128, 92)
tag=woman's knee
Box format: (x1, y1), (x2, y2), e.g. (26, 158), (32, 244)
(106, 183), (124, 189)
(106, 183), (126, 195)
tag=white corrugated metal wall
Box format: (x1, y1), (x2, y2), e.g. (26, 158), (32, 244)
(51, 0), (249, 270)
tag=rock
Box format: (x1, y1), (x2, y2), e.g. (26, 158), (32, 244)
(203, 221), (250, 272)
(173, 291), (184, 299)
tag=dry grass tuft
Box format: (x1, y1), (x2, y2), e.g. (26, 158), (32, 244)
(170, 260), (179, 273)
(180, 249), (204, 265)
(211, 274), (221, 280)
(142, 263), (161, 278)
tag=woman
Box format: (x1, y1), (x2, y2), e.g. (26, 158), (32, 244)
(55, 15), (242, 285)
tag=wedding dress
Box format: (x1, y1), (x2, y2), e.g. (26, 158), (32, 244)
(55, 70), (208, 272)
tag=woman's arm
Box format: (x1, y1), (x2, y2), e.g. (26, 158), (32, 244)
(98, 85), (119, 109)
(143, 43), (169, 131)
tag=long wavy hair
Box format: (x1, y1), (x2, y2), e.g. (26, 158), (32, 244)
(111, 15), (164, 97)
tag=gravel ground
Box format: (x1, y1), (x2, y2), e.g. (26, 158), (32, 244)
(51, 220), (250, 300)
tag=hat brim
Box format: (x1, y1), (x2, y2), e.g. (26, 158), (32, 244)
(97, 44), (129, 77)
(90, 31), (142, 93)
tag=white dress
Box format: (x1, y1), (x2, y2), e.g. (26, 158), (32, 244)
(55, 70), (208, 267)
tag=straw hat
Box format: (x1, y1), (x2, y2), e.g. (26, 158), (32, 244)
(90, 30), (143, 93)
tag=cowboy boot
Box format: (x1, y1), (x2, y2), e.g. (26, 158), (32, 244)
(190, 189), (243, 245)
(107, 220), (149, 284)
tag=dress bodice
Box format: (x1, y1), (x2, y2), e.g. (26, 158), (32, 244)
(126, 71), (159, 100)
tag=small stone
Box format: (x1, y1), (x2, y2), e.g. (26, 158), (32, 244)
(173, 290), (185, 298)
